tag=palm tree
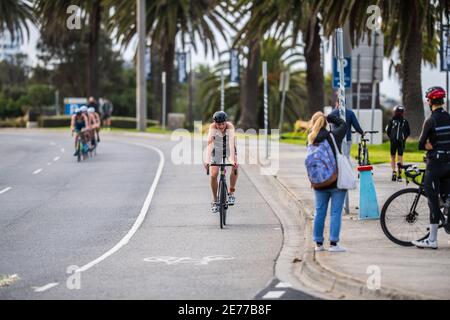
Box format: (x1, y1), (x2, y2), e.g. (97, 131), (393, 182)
(315, 0), (450, 136)
(232, 0), (324, 124)
(0, 0), (34, 43)
(34, 0), (103, 98)
(106, 0), (230, 125)
(200, 36), (308, 129)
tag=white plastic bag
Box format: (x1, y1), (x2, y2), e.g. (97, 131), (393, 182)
(330, 134), (357, 190)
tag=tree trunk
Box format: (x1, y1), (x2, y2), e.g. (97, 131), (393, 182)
(401, 4), (424, 137)
(87, 0), (101, 99)
(238, 37), (260, 130)
(304, 19), (324, 117)
(162, 39), (175, 118)
(151, 40), (162, 122)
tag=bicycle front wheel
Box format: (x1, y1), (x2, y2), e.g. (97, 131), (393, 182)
(380, 188), (430, 246)
(218, 180), (226, 229)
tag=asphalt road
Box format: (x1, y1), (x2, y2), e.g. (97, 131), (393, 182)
(0, 130), (315, 300)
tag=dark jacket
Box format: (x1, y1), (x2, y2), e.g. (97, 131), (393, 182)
(386, 115), (410, 142)
(419, 107), (450, 159)
(313, 113), (347, 190)
(330, 108), (364, 141)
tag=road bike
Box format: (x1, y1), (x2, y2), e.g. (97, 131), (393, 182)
(75, 131), (89, 162)
(380, 163), (450, 246)
(206, 135), (237, 229)
(353, 131), (378, 166)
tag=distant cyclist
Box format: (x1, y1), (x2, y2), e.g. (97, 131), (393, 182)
(412, 87), (450, 249)
(88, 107), (101, 144)
(204, 111), (238, 213)
(70, 107), (90, 156)
(386, 105), (410, 182)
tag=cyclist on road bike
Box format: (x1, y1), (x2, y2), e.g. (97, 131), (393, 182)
(70, 107), (90, 156)
(88, 107), (101, 145)
(204, 111), (238, 214)
(386, 105), (410, 182)
(412, 86), (450, 249)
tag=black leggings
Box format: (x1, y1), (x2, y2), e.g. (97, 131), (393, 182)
(424, 159), (450, 224)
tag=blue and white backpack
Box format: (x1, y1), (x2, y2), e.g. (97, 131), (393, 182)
(305, 137), (337, 188)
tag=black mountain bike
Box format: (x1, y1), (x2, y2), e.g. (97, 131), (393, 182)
(380, 163), (450, 246)
(206, 135), (237, 229)
(353, 131), (378, 166)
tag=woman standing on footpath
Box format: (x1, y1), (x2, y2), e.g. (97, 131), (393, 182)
(307, 112), (347, 252)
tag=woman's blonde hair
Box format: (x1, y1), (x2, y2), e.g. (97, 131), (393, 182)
(307, 112), (327, 145)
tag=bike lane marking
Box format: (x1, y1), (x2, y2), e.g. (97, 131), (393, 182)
(33, 282), (59, 293)
(32, 169), (43, 175)
(74, 143), (165, 273)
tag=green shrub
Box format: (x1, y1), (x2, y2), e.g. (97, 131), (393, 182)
(39, 115), (71, 127)
(0, 117), (26, 128)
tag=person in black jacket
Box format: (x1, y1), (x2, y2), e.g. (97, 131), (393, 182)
(307, 112), (347, 252)
(386, 105), (410, 181)
(412, 86), (450, 249)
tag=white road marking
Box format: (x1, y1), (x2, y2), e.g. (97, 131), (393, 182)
(75, 143), (165, 273)
(61, 148), (65, 153)
(50, 142), (56, 146)
(0, 187), (12, 195)
(0, 274), (19, 287)
(263, 291), (285, 299)
(143, 255), (235, 266)
(32, 169), (43, 175)
(53, 156), (60, 162)
(33, 282), (59, 293)
(47, 162), (52, 166)
(275, 282), (292, 288)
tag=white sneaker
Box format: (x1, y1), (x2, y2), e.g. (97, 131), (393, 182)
(227, 194), (235, 206)
(328, 244), (346, 252)
(314, 245), (325, 252)
(411, 238), (438, 249)
(211, 202), (219, 214)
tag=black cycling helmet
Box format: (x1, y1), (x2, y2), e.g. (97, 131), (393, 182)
(213, 111), (228, 123)
(393, 105), (405, 113)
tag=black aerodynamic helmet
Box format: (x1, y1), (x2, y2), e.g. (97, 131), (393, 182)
(213, 111), (228, 123)
(393, 105), (405, 113)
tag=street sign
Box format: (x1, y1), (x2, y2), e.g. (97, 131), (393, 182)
(177, 52), (187, 84)
(64, 97), (87, 115)
(332, 57), (352, 88)
(351, 32), (383, 82)
(441, 25), (450, 71)
(145, 46), (151, 80)
(230, 49), (240, 84)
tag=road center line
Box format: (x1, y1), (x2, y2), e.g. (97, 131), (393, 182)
(263, 291), (285, 299)
(33, 169), (43, 175)
(33, 282), (59, 293)
(75, 143), (165, 273)
(0, 187), (12, 195)
(53, 156), (60, 162)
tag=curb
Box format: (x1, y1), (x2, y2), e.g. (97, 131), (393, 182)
(270, 175), (437, 300)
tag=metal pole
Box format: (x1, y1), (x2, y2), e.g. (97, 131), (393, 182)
(335, 28), (346, 121)
(263, 61), (269, 159)
(356, 54), (361, 119)
(370, 31), (378, 144)
(279, 89), (287, 134)
(220, 70), (225, 112)
(136, 0), (147, 131)
(187, 6), (193, 129)
(162, 72), (166, 130)
(55, 90), (60, 116)
(447, 70), (449, 112)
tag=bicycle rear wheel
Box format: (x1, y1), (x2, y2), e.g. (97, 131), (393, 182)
(218, 180), (226, 229)
(380, 188), (429, 246)
(77, 138), (82, 162)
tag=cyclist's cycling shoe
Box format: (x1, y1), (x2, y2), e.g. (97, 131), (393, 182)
(211, 202), (219, 214)
(73, 150), (79, 156)
(391, 171), (397, 182)
(227, 194), (236, 206)
(411, 238), (438, 249)
(397, 171), (403, 182)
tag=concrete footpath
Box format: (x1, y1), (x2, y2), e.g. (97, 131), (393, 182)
(270, 142), (450, 299)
